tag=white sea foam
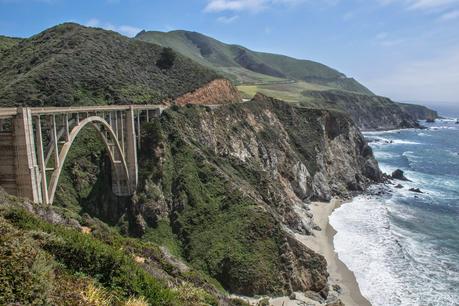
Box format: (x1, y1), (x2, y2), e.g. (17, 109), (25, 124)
(368, 137), (422, 147)
(378, 163), (398, 176)
(373, 151), (398, 159)
(392, 139), (421, 145)
(330, 193), (459, 306)
(364, 129), (416, 136)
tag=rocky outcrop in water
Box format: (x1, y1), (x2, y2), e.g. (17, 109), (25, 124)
(392, 169), (411, 181)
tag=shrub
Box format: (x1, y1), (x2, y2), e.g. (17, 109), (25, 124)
(0, 218), (54, 305)
(124, 296), (149, 306)
(173, 282), (217, 306)
(4, 209), (179, 305)
(81, 282), (113, 306)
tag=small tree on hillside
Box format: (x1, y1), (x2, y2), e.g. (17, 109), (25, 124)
(156, 47), (176, 70)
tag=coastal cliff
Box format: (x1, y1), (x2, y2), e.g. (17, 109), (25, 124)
(397, 102), (440, 120)
(302, 90), (422, 130)
(131, 94), (382, 298)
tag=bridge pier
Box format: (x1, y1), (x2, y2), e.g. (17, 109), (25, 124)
(125, 107), (138, 193)
(14, 107), (41, 203)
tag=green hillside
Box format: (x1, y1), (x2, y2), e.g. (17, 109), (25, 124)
(0, 24), (219, 107)
(0, 35), (21, 54)
(136, 30), (373, 95)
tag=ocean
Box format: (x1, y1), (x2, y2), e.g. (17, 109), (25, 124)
(330, 117), (459, 306)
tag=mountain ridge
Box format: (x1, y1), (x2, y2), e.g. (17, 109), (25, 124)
(0, 23), (221, 107)
(136, 30), (374, 95)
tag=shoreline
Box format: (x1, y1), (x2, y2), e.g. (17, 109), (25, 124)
(296, 199), (371, 306)
(233, 199), (372, 306)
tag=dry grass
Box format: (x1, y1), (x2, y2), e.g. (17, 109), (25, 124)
(81, 282), (112, 306)
(124, 296), (149, 306)
(238, 80), (332, 103)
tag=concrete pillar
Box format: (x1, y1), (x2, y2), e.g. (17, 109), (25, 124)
(14, 107), (41, 203)
(125, 107), (138, 193)
(35, 116), (49, 204)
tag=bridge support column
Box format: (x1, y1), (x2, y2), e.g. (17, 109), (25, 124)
(125, 107), (138, 193)
(124, 106), (139, 193)
(14, 107), (41, 203)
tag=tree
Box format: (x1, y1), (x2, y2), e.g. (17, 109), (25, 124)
(156, 47), (176, 70)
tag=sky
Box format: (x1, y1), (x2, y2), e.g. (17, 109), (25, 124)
(1, 0), (459, 107)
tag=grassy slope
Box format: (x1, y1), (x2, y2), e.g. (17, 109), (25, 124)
(238, 80), (334, 104)
(136, 30), (373, 95)
(0, 23), (219, 107)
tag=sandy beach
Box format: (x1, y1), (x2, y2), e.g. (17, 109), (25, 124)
(233, 199), (371, 306)
(296, 199), (371, 306)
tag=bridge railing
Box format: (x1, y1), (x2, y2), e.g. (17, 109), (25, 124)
(0, 105), (165, 117)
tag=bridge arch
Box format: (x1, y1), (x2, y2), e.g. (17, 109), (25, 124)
(0, 105), (163, 204)
(47, 116), (131, 204)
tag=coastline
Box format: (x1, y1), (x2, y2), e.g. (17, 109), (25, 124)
(233, 199), (372, 306)
(296, 199), (371, 306)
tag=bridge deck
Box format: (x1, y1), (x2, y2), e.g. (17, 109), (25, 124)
(0, 105), (165, 118)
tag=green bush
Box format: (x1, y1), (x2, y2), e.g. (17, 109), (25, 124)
(4, 209), (179, 305)
(0, 218), (54, 305)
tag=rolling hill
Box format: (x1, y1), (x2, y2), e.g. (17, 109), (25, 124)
(136, 30), (373, 95)
(0, 23), (220, 107)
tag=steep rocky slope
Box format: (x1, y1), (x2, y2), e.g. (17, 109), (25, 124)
(174, 79), (242, 106)
(302, 90), (422, 130)
(0, 23), (219, 107)
(131, 94), (382, 296)
(136, 30), (373, 95)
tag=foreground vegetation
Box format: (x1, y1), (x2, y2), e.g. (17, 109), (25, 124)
(0, 191), (248, 305)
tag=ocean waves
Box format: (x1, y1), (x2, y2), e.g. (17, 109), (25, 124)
(332, 120), (459, 306)
(331, 192), (459, 306)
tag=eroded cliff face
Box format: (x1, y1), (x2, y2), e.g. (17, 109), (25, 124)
(135, 93), (382, 297)
(303, 90), (421, 130)
(174, 79), (242, 106)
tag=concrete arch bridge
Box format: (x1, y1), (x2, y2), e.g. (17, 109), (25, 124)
(0, 105), (164, 204)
